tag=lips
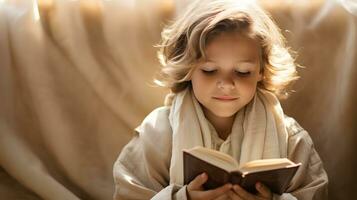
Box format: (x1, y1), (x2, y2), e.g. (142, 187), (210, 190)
(213, 96), (239, 101)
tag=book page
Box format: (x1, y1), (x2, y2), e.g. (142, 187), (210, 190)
(185, 146), (239, 172)
(239, 158), (298, 174)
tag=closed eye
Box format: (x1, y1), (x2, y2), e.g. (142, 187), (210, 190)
(235, 71), (251, 76)
(201, 69), (217, 74)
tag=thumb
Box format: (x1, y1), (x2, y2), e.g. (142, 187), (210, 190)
(188, 173), (208, 190)
(256, 182), (272, 198)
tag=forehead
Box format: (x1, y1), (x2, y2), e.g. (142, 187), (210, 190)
(204, 32), (260, 61)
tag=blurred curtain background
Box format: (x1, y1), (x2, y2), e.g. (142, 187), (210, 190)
(0, 0), (356, 199)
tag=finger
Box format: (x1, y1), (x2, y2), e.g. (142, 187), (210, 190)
(187, 173), (208, 190)
(255, 182), (272, 198)
(203, 183), (232, 199)
(213, 193), (230, 200)
(229, 190), (243, 200)
(232, 185), (255, 199)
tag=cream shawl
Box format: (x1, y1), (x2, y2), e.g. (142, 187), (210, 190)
(169, 88), (289, 185)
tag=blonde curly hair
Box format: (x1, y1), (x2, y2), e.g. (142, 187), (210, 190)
(155, 0), (299, 105)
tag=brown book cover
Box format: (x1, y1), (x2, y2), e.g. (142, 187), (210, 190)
(183, 149), (300, 195)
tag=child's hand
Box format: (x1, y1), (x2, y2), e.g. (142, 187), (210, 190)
(229, 182), (272, 200)
(186, 173), (232, 200)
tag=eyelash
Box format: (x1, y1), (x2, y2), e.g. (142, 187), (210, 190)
(201, 69), (217, 74)
(235, 71), (251, 76)
(201, 69), (251, 76)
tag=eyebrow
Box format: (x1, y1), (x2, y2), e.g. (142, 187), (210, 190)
(205, 59), (257, 64)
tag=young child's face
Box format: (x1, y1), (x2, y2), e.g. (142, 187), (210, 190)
(191, 32), (262, 119)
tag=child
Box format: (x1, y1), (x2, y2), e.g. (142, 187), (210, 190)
(113, 0), (328, 199)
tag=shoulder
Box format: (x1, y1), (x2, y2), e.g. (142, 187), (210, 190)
(284, 115), (304, 136)
(142, 106), (171, 124)
(284, 115), (314, 147)
(283, 116), (327, 181)
(119, 106), (173, 162)
(116, 107), (173, 184)
(135, 106), (172, 138)
(284, 115), (317, 158)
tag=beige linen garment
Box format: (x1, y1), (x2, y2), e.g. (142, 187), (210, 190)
(113, 89), (328, 200)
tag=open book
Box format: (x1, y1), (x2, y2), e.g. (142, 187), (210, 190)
(183, 146), (301, 195)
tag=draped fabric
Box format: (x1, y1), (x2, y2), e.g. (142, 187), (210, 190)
(0, 0), (166, 199)
(0, 0), (356, 199)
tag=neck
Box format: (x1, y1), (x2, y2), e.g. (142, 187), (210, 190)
(203, 109), (235, 140)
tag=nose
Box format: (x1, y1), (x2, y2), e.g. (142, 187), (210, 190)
(216, 75), (235, 90)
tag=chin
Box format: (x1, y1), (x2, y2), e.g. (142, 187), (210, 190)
(212, 110), (237, 118)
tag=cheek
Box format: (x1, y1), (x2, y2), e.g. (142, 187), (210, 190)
(235, 79), (259, 95)
(191, 75), (216, 104)
(236, 77), (257, 86)
(191, 74), (216, 90)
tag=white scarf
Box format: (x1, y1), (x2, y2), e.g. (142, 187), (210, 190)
(168, 88), (288, 185)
